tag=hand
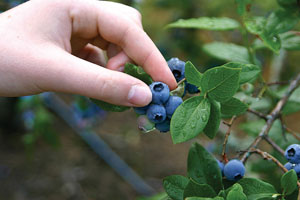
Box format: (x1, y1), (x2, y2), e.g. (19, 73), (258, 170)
(0, 0), (177, 106)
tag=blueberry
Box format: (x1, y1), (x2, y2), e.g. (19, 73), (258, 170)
(155, 118), (171, 132)
(186, 83), (200, 94)
(216, 159), (224, 175)
(146, 104), (167, 123)
(134, 105), (150, 115)
(167, 58), (185, 82)
(293, 164), (300, 178)
(149, 82), (170, 104)
(165, 96), (183, 118)
(284, 162), (294, 171)
(284, 144), (300, 164)
(224, 159), (245, 181)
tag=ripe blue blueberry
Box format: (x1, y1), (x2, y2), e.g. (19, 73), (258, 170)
(293, 164), (300, 178)
(165, 96), (183, 118)
(134, 105), (150, 115)
(216, 159), (224, 175)
(155, 118), (171, 132)
(186, 83), (200, 94)
(167, 58), (185, 82)
(284, 144), (300, 164)
(284, 162), (294, 171)
(224, 159), (245, 181)
(146, 104), (167, 123)
(149, 82), (170, 104)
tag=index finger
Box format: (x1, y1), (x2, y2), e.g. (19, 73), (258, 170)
(70, 0), (177, 90)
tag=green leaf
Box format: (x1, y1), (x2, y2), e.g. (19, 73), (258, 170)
(204, 99), (221, 139)
(265, 9), (299, 36)
(91, 99), (130, 112)
(170, 96), (211, 144)
(124, 63), (153, 85)
(187, 143), (223, 192)
(221, 97), (248, 118)
(224, 62), (261, 84)
(238, 178), (277, 196)
(163, 175), (189, 200)
(183, 180), (217, 199)
(201, 66), (241, 103)
(186, 197), (224, 200)
(167, 17), (240, 31)
(202, 42), (250, 63)
(185, 61), (203, 87)
(137, 192), (169, 200)
(248, 193), (278, 200)
(281, 32), (300, 51)
(277, 0), (298, 9)
(235, 0), (251, 16)
(227, 184), (247, 200)
(281, 170), (298, 195)
(244, 17), (281, 53)
(244, 16), (266, 35)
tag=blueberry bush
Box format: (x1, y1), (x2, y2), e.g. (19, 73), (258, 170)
(92, 0), (300, 199)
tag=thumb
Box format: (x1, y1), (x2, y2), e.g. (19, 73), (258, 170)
(36, 47), (152, 107)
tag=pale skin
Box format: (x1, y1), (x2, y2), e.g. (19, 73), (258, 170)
(0, 0), (177, 107)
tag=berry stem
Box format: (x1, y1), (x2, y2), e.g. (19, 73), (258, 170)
(177, 78), (186, 86)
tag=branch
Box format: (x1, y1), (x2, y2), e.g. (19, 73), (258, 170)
(247, 108), (267, 120)
(250, 148), (287, 172)
(284, 126), (300, 141)
(241, 73), (300, 163)
(222, 116), (237, 163)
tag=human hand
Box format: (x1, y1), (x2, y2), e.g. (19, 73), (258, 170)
(0, 0), (177, 106)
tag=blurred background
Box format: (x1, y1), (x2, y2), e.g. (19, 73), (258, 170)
(0, 0), (300, 199)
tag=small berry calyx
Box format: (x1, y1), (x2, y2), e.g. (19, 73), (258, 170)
(223, 159), (245, 181)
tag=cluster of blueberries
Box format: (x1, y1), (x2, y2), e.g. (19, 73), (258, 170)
(134, 82), (183, 132)
(284, 144), (300, 177)
(216, 159), (245, 181)
(134, 58), (199, 132)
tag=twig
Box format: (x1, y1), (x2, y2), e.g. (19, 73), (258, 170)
(250, 148), (287, 172)
(241, 73), (300, 163)
(284, 126), (300, 141)
(267, 81), (290, 86)
(264, 136), (285, 156)
(247, 108), (268, 120)
(222, 116), (237, 163)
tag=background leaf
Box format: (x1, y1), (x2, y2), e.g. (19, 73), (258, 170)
(167, 17), (240, 31)
(281, 170), (298, 195)
(201, 66), (241, 103)
(280, 32), (300, 51)
(187, 143), (223, 192)
(163, 175), (189, 200)
(202, 42), (250, 63)
(170, 96), (211, 144)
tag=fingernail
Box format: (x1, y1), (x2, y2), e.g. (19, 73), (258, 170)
(128, 85), (152, 106)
